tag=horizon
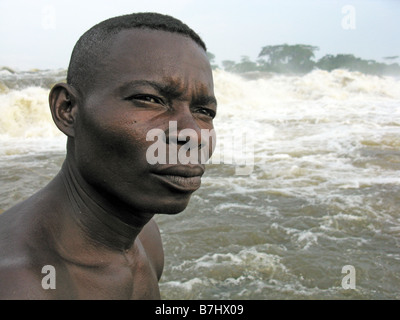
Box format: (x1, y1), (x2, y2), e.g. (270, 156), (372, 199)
(1, 43), (399, 73)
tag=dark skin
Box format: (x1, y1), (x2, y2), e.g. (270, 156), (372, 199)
(0, 29), (216, 299)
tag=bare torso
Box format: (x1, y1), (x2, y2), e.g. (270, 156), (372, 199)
(0, 174), (164, 300)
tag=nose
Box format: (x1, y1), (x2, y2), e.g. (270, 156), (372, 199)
(165, 108), (202, 149)
(164, 106), (214, 165)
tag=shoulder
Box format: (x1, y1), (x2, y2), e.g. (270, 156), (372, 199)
(0, 213), (57, 300)
(0, 258), (55, 300)
(138, 219), (164, 280)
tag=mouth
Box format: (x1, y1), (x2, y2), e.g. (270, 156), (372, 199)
(151, 165), (205, 192)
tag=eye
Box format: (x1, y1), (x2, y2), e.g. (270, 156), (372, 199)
(128, 94), (164, 105)
(195, 107), (216, 119)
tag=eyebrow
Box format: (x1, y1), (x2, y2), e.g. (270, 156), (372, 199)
(120, 80), (177, 97)
(120, 79), (217, 106)
(192, 95), (218, 107)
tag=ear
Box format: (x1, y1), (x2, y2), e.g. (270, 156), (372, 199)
(49, 83), (80, 137)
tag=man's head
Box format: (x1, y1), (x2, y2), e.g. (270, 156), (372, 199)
(67, 12), (207, 97)
(49, 13), (216, 216)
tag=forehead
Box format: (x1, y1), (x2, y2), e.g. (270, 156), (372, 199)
(95, 29), (213, 93)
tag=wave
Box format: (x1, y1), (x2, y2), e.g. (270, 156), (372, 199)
(0, 67), (67, 91)
(1, 66), (399, 96)
(213, 68), (400, 105)
(0, 68), (399, 140)
(0, 86), (63, 138)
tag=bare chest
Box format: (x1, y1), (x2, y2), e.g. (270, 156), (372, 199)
(55, 247), (161, 299)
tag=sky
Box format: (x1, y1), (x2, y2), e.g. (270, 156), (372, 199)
(0, 0), (399, 70)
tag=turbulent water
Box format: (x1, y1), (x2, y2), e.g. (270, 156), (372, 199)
(0, 67), (399, 299)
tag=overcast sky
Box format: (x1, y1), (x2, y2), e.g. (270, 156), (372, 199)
(0, 0), (399, 70)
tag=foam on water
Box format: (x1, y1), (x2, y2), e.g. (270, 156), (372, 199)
(160, 247), (291, 299)
(157, 69), (400, 298)
(0, 87), (63, 139)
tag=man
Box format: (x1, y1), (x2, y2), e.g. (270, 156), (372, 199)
(0, 12), (217, 299)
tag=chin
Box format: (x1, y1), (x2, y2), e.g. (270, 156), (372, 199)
(159, 201), (191, 215)
(160, 205), (189, 215)
(143, 194), (192, 215)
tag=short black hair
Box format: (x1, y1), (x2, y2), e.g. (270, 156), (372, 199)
(67, 12), (207, 95)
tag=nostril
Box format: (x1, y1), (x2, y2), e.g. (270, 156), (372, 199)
(164, 120), (203, 146)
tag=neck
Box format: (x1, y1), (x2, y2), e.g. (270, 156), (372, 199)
(59, 158), (153, 252)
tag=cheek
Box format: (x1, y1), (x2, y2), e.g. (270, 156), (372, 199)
(74, 109), (150, 169)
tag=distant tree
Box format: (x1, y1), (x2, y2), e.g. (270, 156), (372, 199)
(218, 44), (400, 76)
(258, 44), (319, 73)
(383, 63), (400, 76)
(221, 60), (237, 72)
(207, 52), (219, 69)
(383, 56), (399, 61)
(316, 54), (357, 71)
(221, 56), (259, 73)
(234, 56), (259, 73)
(256, 58), (272, 72)
(315, 54), (400, 75)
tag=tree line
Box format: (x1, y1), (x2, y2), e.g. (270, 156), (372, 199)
(207, 44), (400, 76)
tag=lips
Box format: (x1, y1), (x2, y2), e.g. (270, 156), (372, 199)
(152, 165), (205, 192)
